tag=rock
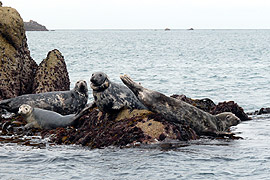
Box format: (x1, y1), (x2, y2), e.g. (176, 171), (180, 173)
(24, 20), (48, 31)
(41, 108), (198, 148)
(171, 95), (250, 121)
(210, 101), (251, 121)
(32, 49), (70, 93)
(248, 107), (270, 115)
(171, 94), (216, 112)
(0, 6), (38, 100)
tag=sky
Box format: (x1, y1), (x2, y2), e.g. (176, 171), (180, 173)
(2, 0), (270, 29)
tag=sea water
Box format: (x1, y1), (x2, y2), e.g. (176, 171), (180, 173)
(0, 30), (270, 179)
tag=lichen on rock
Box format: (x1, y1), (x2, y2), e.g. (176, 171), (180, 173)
(32, 49), (70, 93)
(0, 6), (38, 100)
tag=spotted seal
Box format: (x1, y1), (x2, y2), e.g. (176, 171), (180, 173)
(90, 72), (147, 113)
(18, 104), (89, 130)
(120, 75), (241, 136)
(0, 80), (88, 115)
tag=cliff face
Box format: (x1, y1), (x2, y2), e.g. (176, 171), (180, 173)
(24, 20), (48, 31)
(0, 6), (38, 100)
(0, 6), (69, 100)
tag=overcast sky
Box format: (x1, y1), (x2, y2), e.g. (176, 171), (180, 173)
(2, 0), (270, 29)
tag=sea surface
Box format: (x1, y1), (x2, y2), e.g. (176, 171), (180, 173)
(1, 29), (270, 179)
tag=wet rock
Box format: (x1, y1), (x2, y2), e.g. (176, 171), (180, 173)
(210, 101), (251, 121)
(171, 95), (250, 121)
(24, 20), (48, 31)
(249, 107), (270, 115)
(41, 108), (198, 148)
(171, 94), (216, 112)
(32, 49), (70, 93)
(0, 6), (38, 100)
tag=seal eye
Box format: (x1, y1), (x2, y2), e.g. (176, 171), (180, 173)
(99, 74), (102, 77)
(92, 73), (94, 76)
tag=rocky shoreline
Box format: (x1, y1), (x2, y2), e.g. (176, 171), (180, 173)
(24, 20), (49, 31)
(0, 4), (269, 149)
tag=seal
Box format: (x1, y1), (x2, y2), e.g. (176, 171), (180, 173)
(90, 72), (147, 113)
(0, 80), (88, 115)
(18, 104), (89, 130)
(120, 75), (241, 136)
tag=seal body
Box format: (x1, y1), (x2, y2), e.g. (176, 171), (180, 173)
(18, 104), (89, 130)
(90, 72), (147, 113)
(120, 75), (241, 136)
(0, 80), (88, 115)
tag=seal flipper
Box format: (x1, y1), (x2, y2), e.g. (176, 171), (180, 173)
(0, 99), (12, 110)
(75, 102), (96, 115)
(120, 75), (144, 96)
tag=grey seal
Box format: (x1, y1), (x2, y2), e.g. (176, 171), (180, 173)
(18, 104), (90, 130)
(90, 72), (147, 113)
(0, 80), (88, 115)
(120, 75), (241, 136)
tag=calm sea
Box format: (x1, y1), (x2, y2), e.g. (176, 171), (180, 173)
(0, 30), (270, 179)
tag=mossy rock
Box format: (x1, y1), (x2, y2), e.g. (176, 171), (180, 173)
(0, 6), (37, 100)
(32, 49), (70, 93)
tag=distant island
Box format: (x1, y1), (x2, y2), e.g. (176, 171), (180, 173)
(24, 20), (48, 31)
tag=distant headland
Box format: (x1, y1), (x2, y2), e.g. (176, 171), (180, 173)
(24, 20), (49, 31)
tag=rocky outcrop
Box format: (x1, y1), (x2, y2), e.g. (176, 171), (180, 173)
(0, 6), (38, 100)
(210, 101), (251, 121)
(42, 109), (198, 148)
(32, 49), (70, 93)
(0, 108), (198, 148)
(171, 94), (216, 113)
(171, 94), (250, 121)
(24, 20), (48, 31)
(0, 5), (70, 100)
(247, 107), (270, 115)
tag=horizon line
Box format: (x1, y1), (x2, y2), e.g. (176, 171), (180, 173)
(43, 28), (270, 31)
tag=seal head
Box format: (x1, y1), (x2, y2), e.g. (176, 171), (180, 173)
(74, 80), (88, 97)
(90, 72), (147, 113)
(90, 72), (110, 92)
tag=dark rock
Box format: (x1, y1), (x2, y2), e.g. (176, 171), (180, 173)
(258, 108), (270, 115)
(171, 95), (250, 121)
(41, 109), (198, 148)
(250, 107), (270, 115)
(171, 94), (216, 113)
(24, 20), (48, 31)
(32, 49), (70, 93)
(210, 101), (251, 121)
(0, 6), (38, 100)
